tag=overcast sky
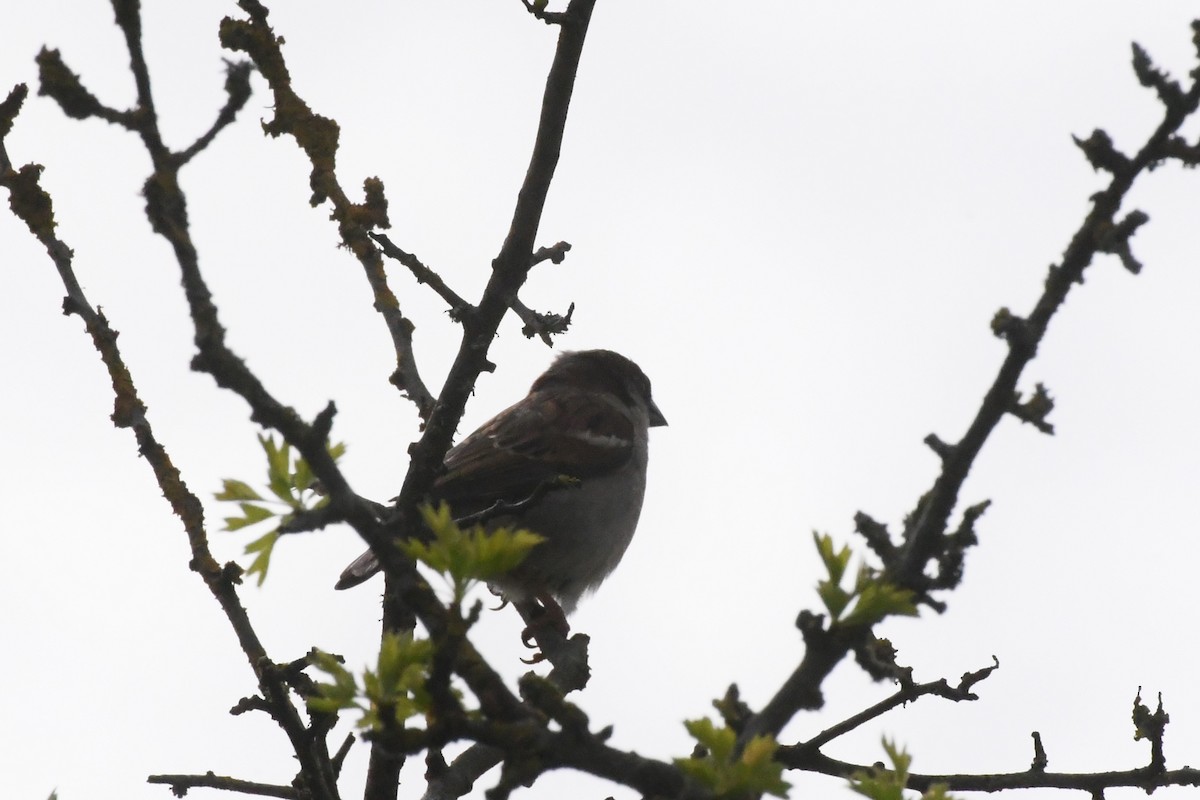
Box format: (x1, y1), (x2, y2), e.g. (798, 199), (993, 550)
(5, 3), (1200, 800)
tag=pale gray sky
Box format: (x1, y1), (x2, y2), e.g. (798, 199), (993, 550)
(4, 3), (1200, 799)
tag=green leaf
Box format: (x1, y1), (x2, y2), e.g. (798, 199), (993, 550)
(850, 739), (956, 800)
(307, 650), (361, 714)
(676, 718), (790, 798)
(217, 434), (346, 584)
(240, 502), (274, 524)
(684, 717), (735, 762)
(267, 472), (296, 505)
(214, 479), (263, 502)
(812, 533), (919, 628)
(840, 581), (918, 628)
(813, 531), (851, 585)
(308, 633), (434, 729)
(259, 432), (288, 477)
(404, 503), (543, 604)
(816, 580), (852, 620)
(258, 434), (296, 504)
(243, 530), (279, 586)
(223, 501), (276, 531)
(292, 455), (315, 495)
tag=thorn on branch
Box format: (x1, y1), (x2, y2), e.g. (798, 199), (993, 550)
(1031, 731), (1048, 773)
(1096, 210), (1150, 274)
(1009, 383), (1055, 434)
(530, 240), (572, 265)
(923, 433), (955, 462)
(1131, 43), (1185, 109)
(1073, 129), (1133, 175)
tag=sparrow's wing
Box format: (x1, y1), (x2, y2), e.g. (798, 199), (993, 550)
(435, 390), (634, 503)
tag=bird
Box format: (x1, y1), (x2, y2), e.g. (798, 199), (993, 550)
(336, 349), (666, 621)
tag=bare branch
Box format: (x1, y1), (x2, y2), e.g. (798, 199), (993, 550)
(177, 60), (254, 166)
(739, 26), (1200, 749)
(147, 772), (298, 799)
(788, 751), (1200, 795)
(219, 0), (435, 419)
(2, 74), (340, 800)
(784, 658), (999, 756)
(370, 232), (472, 319)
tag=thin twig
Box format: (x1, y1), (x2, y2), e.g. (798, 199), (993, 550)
(370, 232), (472, 319)
(177, 60), (254, 166)
(148, 772), (298, 798)
(786, 751), (1200, 795)
(787, 658), (999, 756)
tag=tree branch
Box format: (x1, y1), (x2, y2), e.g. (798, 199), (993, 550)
(148, 772), (298, 798)
(3, 75), (340, 800)
(786, 751), (1200, 795)
(785, 657), (999, 757)
(218, 0), (434, 418)
(739, 25), (1200, 749)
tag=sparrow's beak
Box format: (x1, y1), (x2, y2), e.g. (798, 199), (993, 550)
(649, 400), (668, 427)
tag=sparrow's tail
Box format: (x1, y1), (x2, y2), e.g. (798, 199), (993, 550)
(335, 549), (381, 590)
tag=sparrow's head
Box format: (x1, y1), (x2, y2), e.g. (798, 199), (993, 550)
(533, 349), (667, 427)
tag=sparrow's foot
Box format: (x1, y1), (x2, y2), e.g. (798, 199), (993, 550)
(489, 586), (510, 612)
(519, 593), (570, 663)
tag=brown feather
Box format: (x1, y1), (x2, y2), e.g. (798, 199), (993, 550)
(434, 389), (634, 504)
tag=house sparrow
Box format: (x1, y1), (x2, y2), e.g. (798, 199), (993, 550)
(336, 349), (666, 618)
